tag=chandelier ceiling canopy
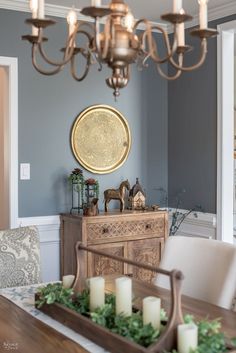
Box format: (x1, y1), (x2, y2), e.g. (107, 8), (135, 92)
(22, 0), (217, 98)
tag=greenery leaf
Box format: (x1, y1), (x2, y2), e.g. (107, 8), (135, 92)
(36, 284), (234, 351)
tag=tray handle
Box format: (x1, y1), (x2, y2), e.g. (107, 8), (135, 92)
(74, 241), (184, 353)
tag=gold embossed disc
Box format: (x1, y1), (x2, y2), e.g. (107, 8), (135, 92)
(71, 105), (131, 174)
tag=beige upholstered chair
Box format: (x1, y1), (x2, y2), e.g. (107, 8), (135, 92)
(0, 226), (41, 288)
(154, 236), (236, 310)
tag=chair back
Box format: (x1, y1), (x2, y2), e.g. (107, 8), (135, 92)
(154, 236), (236, 310)
(0, 226), (41, 288)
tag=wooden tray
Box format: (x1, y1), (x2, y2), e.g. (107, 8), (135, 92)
(35, 242), (236, 353)
(35, 293), (150, 353)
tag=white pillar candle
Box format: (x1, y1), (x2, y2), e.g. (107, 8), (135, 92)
(92, 0), (101, 7)
(62, 275), (75, 288)
(176, 22), (185, 46)
(199, 0), (208, 29)
(38, 0), (45, 19)
(90, 277), (105, 312)
(177, 323), (198, 353)
(115, 277), (132, 316)
(143, 296), (161, 330)
(173, 0), (182, 13)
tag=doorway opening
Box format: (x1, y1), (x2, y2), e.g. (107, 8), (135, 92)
(0, 66), (9, 229)
(0, 57), (18, 229)
(217, 21), (236, 244)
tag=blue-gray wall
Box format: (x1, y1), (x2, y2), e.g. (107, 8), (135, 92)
(168, 15), (236, 213)
(0, 9), (168, 217)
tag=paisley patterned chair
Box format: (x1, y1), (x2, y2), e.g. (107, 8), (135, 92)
(0, 226), (41, 288)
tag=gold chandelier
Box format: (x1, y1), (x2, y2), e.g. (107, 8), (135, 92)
(22, 0), (217, 97)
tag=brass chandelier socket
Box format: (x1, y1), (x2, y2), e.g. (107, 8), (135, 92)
(161, 13), (193, 24)
(80, 7), (112, 18)
(190, 28), (218, 39)
(176, 45), (193, 55)
(22, 34), (48, 43)
(25, 18), (56, 28)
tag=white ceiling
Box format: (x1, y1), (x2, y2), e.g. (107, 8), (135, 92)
(46, 0), (234, 22)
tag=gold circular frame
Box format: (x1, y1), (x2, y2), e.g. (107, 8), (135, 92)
(71, 105), (131, 174)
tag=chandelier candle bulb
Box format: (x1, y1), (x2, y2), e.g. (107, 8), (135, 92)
(124, 12), (134, 32)
(177, 22), (185, 46)
(177, 323), (198, 353)
(199, 0), (208, 29)
(32, 11), (38, 36)
(67, 8), (77, 42)
(62, 275), (75, 289)
(29, 0), (38, 35)
(38, 0), (45, 18)
(29, 0), (38, 13)
(173, 0), (182, 13)
(115, 277), (132, 316)
(91, 0), (101, 7)
(143, 296), (161, 330)
(89, 277), (105, 312)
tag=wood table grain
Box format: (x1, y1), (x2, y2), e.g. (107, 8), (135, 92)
(0, 296), (89, 353)
(0, 278), (235, 353)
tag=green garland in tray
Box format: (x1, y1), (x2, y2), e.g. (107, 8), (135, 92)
(35, 283), (236, 351)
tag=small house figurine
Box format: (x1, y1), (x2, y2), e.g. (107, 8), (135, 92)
(129, 178), (146, 210)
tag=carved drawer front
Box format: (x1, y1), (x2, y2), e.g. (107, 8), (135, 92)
(127, 238), (164, 283)
(87, 242), (127, 277)
(86, 217), (165, 242)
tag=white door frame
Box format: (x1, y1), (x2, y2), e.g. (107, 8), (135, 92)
(0, 57), (18, 228)
(217, 21), (236, 244)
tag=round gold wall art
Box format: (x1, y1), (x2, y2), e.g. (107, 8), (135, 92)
(71, 105), (131, 174)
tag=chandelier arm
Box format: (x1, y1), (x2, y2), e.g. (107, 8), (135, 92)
(143, 25), (177, 64)
(134, 19), (177, 64)
(37, 25), (78, 67)
(94, 15), (112, 60)
(157, 64), (182, 80)
(156, 53), (183, 80)
(77, 21), (95, 36)
(157, 53), (184, 81)
(169, 38), (207, 72)
(94, 17), (102, 58)
(101, 16), (112, 60)
(77, 29), (93, 43)
(32, 45), (64, 75)
(70, 52), (91, 82)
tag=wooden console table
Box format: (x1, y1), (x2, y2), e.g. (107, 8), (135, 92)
(60, 210), (168, 282)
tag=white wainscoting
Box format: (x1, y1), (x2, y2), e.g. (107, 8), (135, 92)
(17, 211), (216, 282)
(17, 216), (60, 282)
(168, 209), (217, 239)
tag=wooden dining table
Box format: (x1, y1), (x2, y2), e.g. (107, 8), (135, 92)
(0, 277), (235, 353)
